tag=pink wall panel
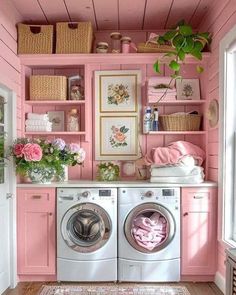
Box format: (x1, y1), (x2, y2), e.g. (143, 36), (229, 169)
(119, 0), (145, 30)
(38, 0), (70, 23)
(93, 0), (118, 30)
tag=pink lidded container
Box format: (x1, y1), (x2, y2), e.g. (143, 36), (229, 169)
(110, 32), (122, 53)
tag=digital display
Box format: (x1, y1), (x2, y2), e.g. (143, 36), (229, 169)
(99, 190), (111, 196)
(162, 189), (174, 196)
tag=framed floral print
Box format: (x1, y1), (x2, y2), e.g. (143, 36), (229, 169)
(95, 115), (139, 160)
(176, 79), (200, 100)
(95, 70), (141, 113)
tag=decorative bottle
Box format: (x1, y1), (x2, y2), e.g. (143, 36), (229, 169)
(110, 32), (122, 53)
(143, 106), (152, 134)
(67, 109), (79, 132)
(153, 107), (159, 131)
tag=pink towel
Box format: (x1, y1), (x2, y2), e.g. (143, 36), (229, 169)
(145, 141), (205, 167)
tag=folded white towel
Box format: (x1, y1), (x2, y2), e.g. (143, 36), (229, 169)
(151, 165), (203, 177)
(150, 174), (204, 184)
(27, 113), (49, 121)
(26, 124), (52, 132)
(25, 119), (50, 126)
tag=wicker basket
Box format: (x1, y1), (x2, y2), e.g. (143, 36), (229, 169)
(56, 22), (93, 54)
(17, 23), (53, 54)
(137, 42), (175, 53)
(159, 114), (201, 131)
(30, 75), (67, 101)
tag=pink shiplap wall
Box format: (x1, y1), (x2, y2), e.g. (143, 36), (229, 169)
(0, 1), (22, 137)
(199, 0), (236, 278)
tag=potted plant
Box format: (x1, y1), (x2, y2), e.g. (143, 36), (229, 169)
(97, 162), (120, 181)
(152, 20), (211, 102)
(11, 138), (85, 183)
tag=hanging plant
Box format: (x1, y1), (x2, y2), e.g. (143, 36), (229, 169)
(153, 20), (211, 78)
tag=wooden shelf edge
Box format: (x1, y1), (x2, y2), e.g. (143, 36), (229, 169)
(148, 100), (206, 105)
(148, 131), (206, 135)
(25, 100), (86, 105)
(19, 52), (211, 66)
(24, 131), (86, 135)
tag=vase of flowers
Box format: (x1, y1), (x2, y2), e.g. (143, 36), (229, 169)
(11, 138), (85, 183)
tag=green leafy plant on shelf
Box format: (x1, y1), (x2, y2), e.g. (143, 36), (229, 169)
(97, 162), (120, 181)
(152, 20), (211, 103)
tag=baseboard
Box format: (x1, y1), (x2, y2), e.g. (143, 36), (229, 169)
(214, 271), (225, 294)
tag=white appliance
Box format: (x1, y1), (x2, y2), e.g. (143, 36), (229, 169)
(118, 187), (180, 282)
(57, 188), (117, 281)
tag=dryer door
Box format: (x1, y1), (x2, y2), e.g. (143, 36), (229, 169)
(61, 202), (112, 253)
(124, 202), (176, 253)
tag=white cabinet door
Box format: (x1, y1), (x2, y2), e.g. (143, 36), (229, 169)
(0, 87), (14, 294)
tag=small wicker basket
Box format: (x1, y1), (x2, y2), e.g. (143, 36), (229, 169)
(30, 75), (67, 101)
(137, 42), (175, 53)
(159, 114), (201, 131)
(56, 22), (93, 54)
(17, 23), (53, 54)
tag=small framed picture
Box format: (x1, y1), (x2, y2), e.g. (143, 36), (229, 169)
(48, 111), (65, 131)
(121, 161), (136, 177)
(68, 75), (84, 101)
(176, 79), (200, 100)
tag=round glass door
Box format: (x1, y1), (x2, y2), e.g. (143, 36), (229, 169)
(61, 203), (112, 253)
(124, 202), (176, 253)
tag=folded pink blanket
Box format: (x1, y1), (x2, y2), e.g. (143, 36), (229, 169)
(145, 141), (205, 167)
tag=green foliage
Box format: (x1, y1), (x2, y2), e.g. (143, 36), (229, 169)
(97, 162), (120, 181)
(154, 19), (211, 76)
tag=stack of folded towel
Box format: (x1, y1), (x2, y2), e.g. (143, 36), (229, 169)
(148, 77), (177, 102)
(25, 113), (52, 132)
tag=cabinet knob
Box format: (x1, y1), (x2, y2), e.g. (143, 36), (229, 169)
(48, 212), (53, 216)
(32, 195), (42, 199)
(183, 212), (188, 216)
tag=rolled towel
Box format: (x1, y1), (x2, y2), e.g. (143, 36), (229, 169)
(27, 113), (49, 121)
(25, 119), (50, 126)
(150, 173), (204, 184)
(151, 165), (204, 177)
(26, 124), (52, 132)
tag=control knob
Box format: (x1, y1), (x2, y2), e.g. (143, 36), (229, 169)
(82, 191), (90, 198)
(145, 191), (154, 198)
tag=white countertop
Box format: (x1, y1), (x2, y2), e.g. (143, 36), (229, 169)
(17, 180), (218, 188)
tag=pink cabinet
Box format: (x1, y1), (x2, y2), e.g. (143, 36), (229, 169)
(17, 188), (56, 275)
(181, 187), (217, 276)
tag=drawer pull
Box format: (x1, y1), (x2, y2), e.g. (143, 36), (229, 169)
(32, 195), (42, 199)
(183, 212), (188, 216)
(193, 195), (204, 199)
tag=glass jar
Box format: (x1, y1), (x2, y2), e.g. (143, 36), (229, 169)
(67, 109), (79, 132)
(121, 36), (131, 53)
(110, 32), (122, 53)
(96, 42), (109, 53)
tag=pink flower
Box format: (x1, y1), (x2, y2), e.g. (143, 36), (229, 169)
(22, 143), (42, 162)
(13, 143), (24, 158)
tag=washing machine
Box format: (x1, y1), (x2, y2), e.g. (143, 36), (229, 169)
(118, 187), (180, 282)
(57, 188), (117, 281)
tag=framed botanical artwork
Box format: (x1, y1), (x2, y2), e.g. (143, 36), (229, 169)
(95, 70), (141, 113)
(176, 79), (200, 100)
(95, 115), (139, 160)
(48, 111), (65, 131)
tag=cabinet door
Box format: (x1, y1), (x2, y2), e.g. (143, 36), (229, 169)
(181, 187), (217, 275)
(17, 188), (56, 275)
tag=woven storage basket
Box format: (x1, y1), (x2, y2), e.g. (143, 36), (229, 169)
(56, 22), (93, 54)
(159, 114), (201, 131)
(30, 75), (67, 101)
(137, 42), (175, 53)
(18, 24), (53, 54)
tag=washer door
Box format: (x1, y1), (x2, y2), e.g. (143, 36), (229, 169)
(61, 203), (112, 253)
(124, 202), (176, 253)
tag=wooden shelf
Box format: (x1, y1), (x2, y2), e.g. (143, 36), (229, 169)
(25, 131), (86, 136)
(148, 131), (206, 135)
(25, 100), (85, 105)
(19, 52), (211, 67)
(149, 100), (206, 105)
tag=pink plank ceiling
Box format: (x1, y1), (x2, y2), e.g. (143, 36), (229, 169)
(118, 0), (146, 30)
(143, 0), (173, 29)
(165, 0), (201, 29)
(188, 0), (212, 29)
(64, 0), (97, 29)
(38, 0), (70, 23)
(10, 0), (47, 23)
(93, 0), (118, 30)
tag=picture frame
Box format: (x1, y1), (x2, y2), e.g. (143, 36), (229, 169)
(95, 115), (139, 160)
(176, 79), (200, 100)
(95, 70), (141, 113)
(47, 111), (65, 131)
(121, 161), (136, 177)
(68, 75), (84, 101)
